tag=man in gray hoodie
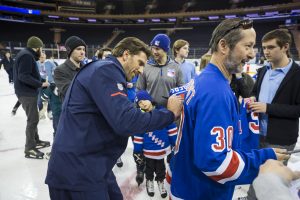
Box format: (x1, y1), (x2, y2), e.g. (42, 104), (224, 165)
(137, 34), (184, 108)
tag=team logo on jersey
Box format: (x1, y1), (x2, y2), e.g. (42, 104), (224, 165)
(117, 83), (124, 91)
(167, 68), (176, 78)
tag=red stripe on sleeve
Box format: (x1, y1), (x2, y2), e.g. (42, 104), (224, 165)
(134, 138), (143, 143)
(210, 151), (240, 181)
(168, 129), (178, 134)
(111, 92), (127, 97)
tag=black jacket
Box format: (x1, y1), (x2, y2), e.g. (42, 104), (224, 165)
(13, 48), (42, 97)
(0, 57), (14, 71)
(252, 61), (300, 145)
(54, 59), (80, 102)
(231, 72), (254, 100)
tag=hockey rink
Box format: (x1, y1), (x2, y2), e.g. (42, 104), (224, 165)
(0, 67), (299, 200)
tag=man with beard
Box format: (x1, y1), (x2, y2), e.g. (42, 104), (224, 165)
(13, 36), (50, 159)
(168, 19), (289, 200)
(54, 36), (86, 102)
(45, 37), (183, 200)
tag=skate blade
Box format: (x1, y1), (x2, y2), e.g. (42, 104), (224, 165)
(25, 154), (44, 159)
(116, 163), (123, 168)
(147, 193), (155, 197)
(36, 144), (51, 149)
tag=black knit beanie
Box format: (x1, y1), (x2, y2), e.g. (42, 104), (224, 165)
(65, 36), (86, 58)
(27, 36), (43, 49)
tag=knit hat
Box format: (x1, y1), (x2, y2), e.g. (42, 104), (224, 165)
(27, 36), (43, 48)
(65, 36), (86, 57)
(135, 90), (153, 105)
(150, 34), (170, 52)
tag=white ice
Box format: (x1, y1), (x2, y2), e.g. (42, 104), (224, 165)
(0, 68), (299, 200)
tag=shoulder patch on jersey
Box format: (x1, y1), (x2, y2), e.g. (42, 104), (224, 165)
(117, 83), (124, 91)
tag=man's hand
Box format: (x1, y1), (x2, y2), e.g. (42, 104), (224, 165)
(249, 102), (267, 113)
(259, 159), (300, 182)
(167, 95), (183, 119)
(273, 148), (290, 162)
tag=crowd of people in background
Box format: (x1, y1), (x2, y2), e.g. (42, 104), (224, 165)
(0, 17), (300, 200)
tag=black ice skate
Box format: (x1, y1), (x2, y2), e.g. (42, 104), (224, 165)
(11, 107), (17, 116)
(116, 157), (123, 168)
(25, 148), (44, 159)
(45, 152), (51, 160)
(146, 180), (155, 197)
(136, 170), (144, 186)
(36, 140), (50, 149)
(157, 181), (167, 198)
(133, 153), (145, 186)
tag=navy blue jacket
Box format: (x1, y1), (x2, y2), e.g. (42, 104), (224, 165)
(13, 48), (42, 97)
(45, 55), (175, 191)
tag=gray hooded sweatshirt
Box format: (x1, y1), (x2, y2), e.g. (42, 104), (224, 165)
(136, 57), (184, 107)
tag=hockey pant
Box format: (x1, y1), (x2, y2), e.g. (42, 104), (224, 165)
(145, 157), (166, 182)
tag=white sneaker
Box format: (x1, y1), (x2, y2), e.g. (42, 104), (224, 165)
(157, 181), (167, 198)
(146, 180), (155, 197)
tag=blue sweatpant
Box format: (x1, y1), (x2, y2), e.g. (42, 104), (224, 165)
(48, 171), (123, 200)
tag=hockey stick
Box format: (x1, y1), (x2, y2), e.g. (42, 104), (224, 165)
(283, 149), (300, 155)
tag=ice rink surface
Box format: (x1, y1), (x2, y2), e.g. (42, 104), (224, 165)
(0, 68), (299, 200)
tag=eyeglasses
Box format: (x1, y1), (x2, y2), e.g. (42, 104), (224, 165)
(220, 19), (253, 39)
(209, 19), (253, 48)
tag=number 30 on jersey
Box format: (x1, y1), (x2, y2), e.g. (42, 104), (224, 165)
(210, 126), (233, 152)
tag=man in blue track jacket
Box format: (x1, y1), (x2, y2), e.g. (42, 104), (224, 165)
(45, 37), (183, 200)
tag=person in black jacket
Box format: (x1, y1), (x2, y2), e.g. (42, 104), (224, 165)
(0, 51), (14, 83)
(230, 69), (254, 102)
(248, 29), (300, 199)
(54, 36), (86, 102)
(13, 36), (50, 159)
